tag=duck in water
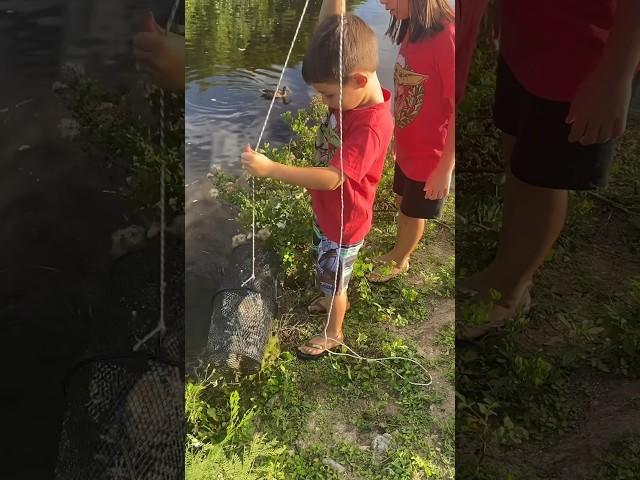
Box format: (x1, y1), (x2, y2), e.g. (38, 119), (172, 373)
(260, 86), (290, 103)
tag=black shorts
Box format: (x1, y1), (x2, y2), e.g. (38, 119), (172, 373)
(393, 163), (445, 219)
(493, 55), (638, 190)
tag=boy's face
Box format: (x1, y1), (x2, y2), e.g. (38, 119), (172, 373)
(312, 74), (369, 111)
(380, 0), (410, 20)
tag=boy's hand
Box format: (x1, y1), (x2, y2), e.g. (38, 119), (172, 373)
(241, 145), (275, 177)
(566, 66), (633, 145)
(424, 164), (452, 200)
(133, 12), (185, 91)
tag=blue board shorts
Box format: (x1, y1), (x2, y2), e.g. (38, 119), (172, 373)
(312, 218), (363, 296)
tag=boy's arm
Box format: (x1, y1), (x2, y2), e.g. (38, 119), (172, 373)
(567, 0), (640, 145)
(318, 0), (345, 28)
(241, 145), (343, 190)
(271, 164), (343, 190)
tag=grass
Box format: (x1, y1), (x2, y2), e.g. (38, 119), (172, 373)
(456, 30), (640, 480)
(187, 98), (455, 478)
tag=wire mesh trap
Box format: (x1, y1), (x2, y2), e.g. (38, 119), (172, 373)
(205, 242), (278, 375)
(55, 239), (184, 480)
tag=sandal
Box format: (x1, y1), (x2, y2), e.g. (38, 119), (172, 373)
(307, 295), (350, 315)
(296, 334), (344, 361)
(457, 286), (533, 340)
(367, 261), (409, 284)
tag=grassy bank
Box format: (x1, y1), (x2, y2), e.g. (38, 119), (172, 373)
(186, 100), (456, 479)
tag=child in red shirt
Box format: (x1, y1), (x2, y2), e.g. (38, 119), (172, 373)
(459, 0), (640, 338)
(367, 0), (455, 282)
(241, 13), (394, 359)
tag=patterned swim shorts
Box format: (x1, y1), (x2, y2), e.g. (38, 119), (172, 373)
(312, 219), (363, 296)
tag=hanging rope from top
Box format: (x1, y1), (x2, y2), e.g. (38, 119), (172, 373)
(134, 0), (181, 352)
(241, 0), (312, 287)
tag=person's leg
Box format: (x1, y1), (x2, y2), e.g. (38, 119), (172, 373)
(464, 153), (568, 307)
(375, 208), (425, 270)
(370, 164), (443, 282)
(462, 130), (569, 305)
(299, 239), (361, 357)
(459, 57), (623, 339)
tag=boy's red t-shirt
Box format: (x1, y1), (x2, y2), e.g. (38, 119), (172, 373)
(310, 88), (393, 245)
(394, 22), (455, 183)
(499, 0), (623, 101)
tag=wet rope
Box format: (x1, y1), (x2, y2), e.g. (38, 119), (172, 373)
(134, 0), (181, 351)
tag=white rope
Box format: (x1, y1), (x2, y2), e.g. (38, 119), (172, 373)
(241, 0), (312, 288)
(319, 5), (431, 387)
(134, 0), (181, 351)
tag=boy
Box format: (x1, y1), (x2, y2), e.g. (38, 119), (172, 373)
(459, 0), (640, 338)
(241, 13), (394, 359)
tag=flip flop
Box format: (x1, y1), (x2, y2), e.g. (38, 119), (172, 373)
(367, 261), (409, 284)
(306, 295), (350, 315)
(457, 273), (533, 297)
(457, 287), (533, 340)
(296, 335), (344, 361)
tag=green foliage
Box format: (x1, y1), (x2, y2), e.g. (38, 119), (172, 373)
(592, 277), (640, 376)
(215, 98), (327, 286)
(590, 436), (640, 480)
(56, 65), (184, 215)
(185, 382), (287, 479)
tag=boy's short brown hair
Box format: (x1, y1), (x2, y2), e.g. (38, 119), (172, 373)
(302, 14), (378, 85)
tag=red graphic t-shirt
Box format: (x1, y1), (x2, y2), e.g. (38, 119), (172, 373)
(309, 88), (393, 244)
(394, 22), (455, 182)
(499, 0), (635, 101)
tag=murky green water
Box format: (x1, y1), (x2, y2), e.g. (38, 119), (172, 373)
(185, 0), (399, 180)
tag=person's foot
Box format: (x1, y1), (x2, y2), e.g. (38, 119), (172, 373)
(370, 251), (400, 265)
(460, 265), (533, 302)
(297, 332), (344, 360)
(307, 295), (350, 315)
(457, 286), (532, 340)
(367, 259), (410, 283)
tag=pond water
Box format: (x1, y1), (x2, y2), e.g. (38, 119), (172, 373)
(185, 0), (399, 180)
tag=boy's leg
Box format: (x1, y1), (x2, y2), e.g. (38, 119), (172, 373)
(299, 234), (362, 357)
(307, 218), (351, 313)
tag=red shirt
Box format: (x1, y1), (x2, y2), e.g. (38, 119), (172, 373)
(456, 0), (489, 106)
(310, 88), (393, 244)
(395, 22), (455, 182)
(500, 0), (618, 101)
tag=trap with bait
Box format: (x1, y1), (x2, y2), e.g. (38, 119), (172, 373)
(55, 242), (184, 480)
